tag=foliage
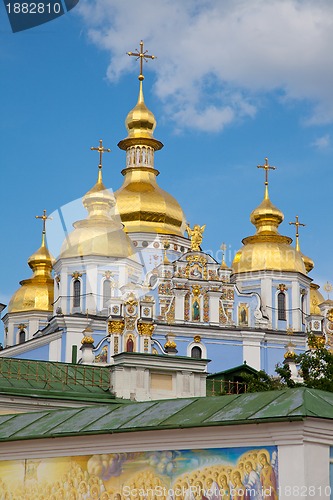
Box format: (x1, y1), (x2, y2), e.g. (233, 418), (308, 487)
(243, 335), (333, 393)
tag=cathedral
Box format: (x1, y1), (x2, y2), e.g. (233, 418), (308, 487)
(1, 43), (330, 380)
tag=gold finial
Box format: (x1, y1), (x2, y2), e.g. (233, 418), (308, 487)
(163, 239), (170, 264)
(127, 40), (156, 81)
(324, 281), (333, 300)
(257, 157), (276, 199)
(186, 224), (206, 252)
(90, 139), (111, 183)
(220, 242), (228, 268)
(35, 209), (51, 246)
(289, 215), (306, 252)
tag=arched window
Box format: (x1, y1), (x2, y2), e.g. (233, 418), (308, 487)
(278, 292), (286, 320)
(103, 279), (112, 308)
(191, 346), (202, 359)
(73, 279), (81, 308)
(19, 329), (25, 344)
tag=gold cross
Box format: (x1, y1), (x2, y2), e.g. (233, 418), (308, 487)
(90, 139), (111, 168)
(127, 40), (156, 81)
(257, 157), (276, 185)
(289, 215), (305, 239)
(35, 209), (51, 233)
(289, 215), (305, 251)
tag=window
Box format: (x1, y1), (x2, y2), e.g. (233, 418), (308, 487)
(278, 292), (286, 320)
(103, 279), (112, 308)
(191, 346), (202, 359)
(19, 329), (25, 344)
(73, 279), (81, 308)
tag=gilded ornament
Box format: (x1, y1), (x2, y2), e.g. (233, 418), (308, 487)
(193, 335), (201, 343)
(186, 224), (206, 252)
(192, 284), (201, 297)
(18, 323), (27, 331)
(277, 284), (287, 292)
(72, 272), (82, 279)
(108, 319), (125, 335)
(104, 270), (113, 279)
(137, 320), (155, 337)
(143, 307), (150, 316)
(327, 309), (333, 323)
(81, 336), (94, 345)
(125, 318), (136, 331)
(308, 334), (325, 349)
(164, 339), (177, 349)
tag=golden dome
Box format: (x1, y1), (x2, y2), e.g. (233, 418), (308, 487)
(116, 80), (186, 236)
(60, 166), (136, 259)
(8, 232), (54, 313)
(232, 185), (306, 274)
(310, 283), (324, 315)
(301, 253), (314, 273)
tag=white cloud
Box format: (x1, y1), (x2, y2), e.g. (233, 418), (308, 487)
(78, 0), (333, 132)
(311, 134), (331, 150)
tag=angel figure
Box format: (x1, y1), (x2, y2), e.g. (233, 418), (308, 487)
(186, 224), (206, 252)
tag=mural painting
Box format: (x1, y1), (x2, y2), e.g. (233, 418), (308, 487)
(0, 446), (278, 499)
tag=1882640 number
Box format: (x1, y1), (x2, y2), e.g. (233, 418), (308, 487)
(6, 3), (62, 14)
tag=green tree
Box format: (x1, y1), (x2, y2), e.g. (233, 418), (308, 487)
(243, 335), (333, 393)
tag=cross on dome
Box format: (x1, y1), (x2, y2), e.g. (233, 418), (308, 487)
(289, 215), (306, 252)
(127, 40), (156, 81)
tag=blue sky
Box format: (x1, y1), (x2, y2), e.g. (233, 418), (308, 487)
(1, 0), (333, 325)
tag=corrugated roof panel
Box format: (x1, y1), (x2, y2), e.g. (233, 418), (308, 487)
(0, 411), (47, 439)
(121, 399), (193, 429)
(11, 408), (81, 438)
(48, 406), (115, 435)
(251, 389), (305, 420)
(165, 396), (238, 427)
(206, 392), (279, 422)
(86, 402), (156, 432)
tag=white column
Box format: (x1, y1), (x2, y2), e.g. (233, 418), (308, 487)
(174, 290), (187, 322)
(261, 277), (272, 326)
(291, 281), (301, 330)
(241, 331), (265, 370)
(207, 291), (220, 324)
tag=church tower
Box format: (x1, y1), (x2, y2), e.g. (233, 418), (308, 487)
(232, 158), (312, 332)
(3, 211), (54, 347)
(115, 41), (191, 275)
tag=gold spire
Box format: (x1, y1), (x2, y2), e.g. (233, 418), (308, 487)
(60, 139), (136, 260)
(289, 215), (314, 273)
(90, 139), (111, 184)
(115, 41), (186, 236)
(220, 242), (229, 270)
(257, 157), (276, 200)
(232, 158), (306, 274)
(250, 158), (283, 235)
(289, 215), (305, 253)
(8, 212), (54, 313)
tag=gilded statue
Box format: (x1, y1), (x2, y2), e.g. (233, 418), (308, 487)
(186, 224), (206, 252)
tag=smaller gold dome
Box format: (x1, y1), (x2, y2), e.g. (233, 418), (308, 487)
(60, 167), (137, 260)
(302, 253), (314, 274)
(232, 185), (306, 274)
(310, 283), (324, 316)
(125, 81), (156, 140)
(8, 233), (54, 313)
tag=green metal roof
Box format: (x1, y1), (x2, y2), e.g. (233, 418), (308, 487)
(1, 387), (333, 442)
(0, 357), (117, 403)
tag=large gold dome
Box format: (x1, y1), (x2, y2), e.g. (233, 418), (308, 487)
(116, 80), (186, 236)
(8, 233), (54, 313)
(232, 185), (306, 274)
(60, 168), (136, 259)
